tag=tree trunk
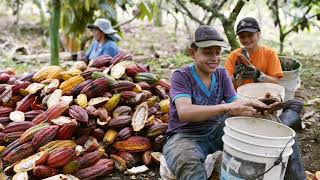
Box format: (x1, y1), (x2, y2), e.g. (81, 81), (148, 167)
(186, 0), (244, 50)
(154, 0), (163, 27)
(50, 0), (61, 65)
(277, 13), (284, 54)
(279, 34), (285, 55)
(13, 0), (21, 25)
(222, 19), (240, 50)
(182, 15), (193, 44)
(33, 0), (46, 25)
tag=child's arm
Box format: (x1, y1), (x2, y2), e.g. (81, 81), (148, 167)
(175, 97), (266, 123)
(257, 74), (280, 83)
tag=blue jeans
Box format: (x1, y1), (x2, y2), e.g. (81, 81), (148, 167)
(163, 122), (305, 180)
(163, 123), (225, 180)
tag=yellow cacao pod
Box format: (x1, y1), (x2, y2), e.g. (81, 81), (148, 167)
(76, 94), (88, 108)
(59, 75), (85, 93)
(105, 94), (121, 111)
(103, 129), (118, 146)
(159, 98), (170, 113)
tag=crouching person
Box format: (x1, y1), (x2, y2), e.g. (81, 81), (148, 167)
(162, 25), (267, 180)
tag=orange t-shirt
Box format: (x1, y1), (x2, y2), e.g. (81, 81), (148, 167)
(224, 46), (283, 84)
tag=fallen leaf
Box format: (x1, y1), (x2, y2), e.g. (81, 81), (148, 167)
(307, 98), (320, 105)
(304, 121), (312, 127)
(301, 121), (306, 129)
(302, 108), (315, 120)
(306, 117), (317, 123)
(314, 113), (320, 119)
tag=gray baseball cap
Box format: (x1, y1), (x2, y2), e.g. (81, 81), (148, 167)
(87, 18), (117, 35)
(87, 18), (121, 41)
(194, 25), (228, 48)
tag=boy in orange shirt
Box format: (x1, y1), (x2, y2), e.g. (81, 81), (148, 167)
(224, 17), (283, 88)
(224, 17), (306, 180)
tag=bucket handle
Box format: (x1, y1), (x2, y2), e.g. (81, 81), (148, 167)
(279, 93), (284, 102)
(250, 135), (294, 180)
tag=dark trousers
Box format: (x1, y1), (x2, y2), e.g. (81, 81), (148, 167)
(284, 136), (306, 180)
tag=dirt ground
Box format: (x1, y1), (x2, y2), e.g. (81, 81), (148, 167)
(1, 14), (320, 177)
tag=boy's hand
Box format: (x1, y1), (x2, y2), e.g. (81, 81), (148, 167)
(227, 99), (268, 116)
(241, 65), (261, 81)
(236, 53), (250, 65)
(233, 64), (244, 78)
(235, 53), (261, 81)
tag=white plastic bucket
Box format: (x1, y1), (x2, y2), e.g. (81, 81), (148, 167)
(237, 83), (285, 102)
(221, 117), (295, 180)
(237, 83), (285, 115)
(278, 57), (302, 101)
(281, 78), (301, 101)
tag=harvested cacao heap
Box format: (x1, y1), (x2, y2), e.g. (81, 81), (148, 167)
(0, 52), (170, 179)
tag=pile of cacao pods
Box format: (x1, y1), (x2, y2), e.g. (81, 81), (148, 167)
(0, 52), (170, 179)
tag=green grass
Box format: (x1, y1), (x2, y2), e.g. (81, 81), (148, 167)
(163, 53), (193, 67)
(298, 56), (320, 84)
(0, 58), (30, 74)
(145, 53), (192, 79)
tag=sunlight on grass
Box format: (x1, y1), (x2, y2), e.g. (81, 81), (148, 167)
(0, 58), (29, 73)
(145, 53), (192, 79)
(0, 58), (44, 76)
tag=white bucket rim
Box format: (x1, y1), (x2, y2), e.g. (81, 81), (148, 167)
(237, 82), (285, 100)
(223, 126), (295, 148)
(225, 117), (296, 140)
(223, 138), (293, 158)
(279, 56), (302, 72)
